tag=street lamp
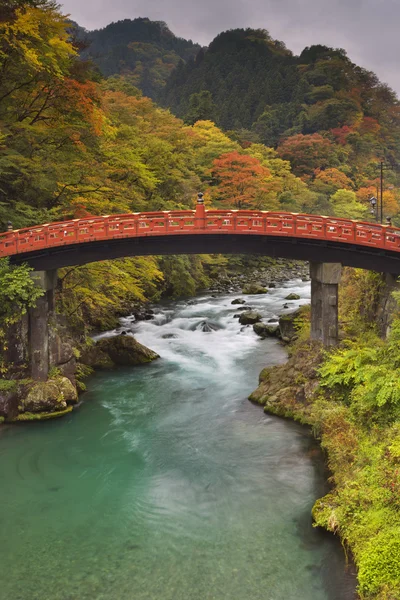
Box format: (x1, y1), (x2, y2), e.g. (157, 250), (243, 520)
(369, 196), (377, 219)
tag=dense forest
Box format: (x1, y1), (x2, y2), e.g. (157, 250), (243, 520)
(76, 18), (201, 98)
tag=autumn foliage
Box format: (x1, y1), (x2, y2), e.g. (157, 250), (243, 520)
(211, 151), (271, 208)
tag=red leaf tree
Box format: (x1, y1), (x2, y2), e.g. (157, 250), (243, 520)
(211, 151), (271, 209)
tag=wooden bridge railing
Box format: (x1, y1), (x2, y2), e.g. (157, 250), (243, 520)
(1, 209), (400, 258)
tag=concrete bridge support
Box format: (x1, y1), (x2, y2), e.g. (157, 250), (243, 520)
(29, 270), (57, 381)
(310, 262), (342, 346)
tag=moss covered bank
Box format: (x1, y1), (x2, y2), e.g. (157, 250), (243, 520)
(250, 331), (400, 600)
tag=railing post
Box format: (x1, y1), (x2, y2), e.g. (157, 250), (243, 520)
(195, 192), (206, 230)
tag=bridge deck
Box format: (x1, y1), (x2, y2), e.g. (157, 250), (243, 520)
(1, 209), (400, 273)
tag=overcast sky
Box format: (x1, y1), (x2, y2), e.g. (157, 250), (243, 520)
(60, 0), (400, 96)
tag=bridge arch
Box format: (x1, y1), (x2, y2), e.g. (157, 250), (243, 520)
(2, 206), (400, 273)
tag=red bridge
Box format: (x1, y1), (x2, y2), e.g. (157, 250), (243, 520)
(2, 203), (400, 273)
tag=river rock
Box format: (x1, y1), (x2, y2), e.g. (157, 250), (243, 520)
(0, 386), (20, 420)
(198, 321), (219, 332)
(242, 283), (268, 295)
(97, 335), (159, 366)
(253, 323), (280, 339)
(80, 344), (115, 369)
(231, 299), (246, 305)
(21, 377), (78, 414)
(279, 309), (302, 342)
(285, 293), (301, 300)
(239, 311), (262, 325)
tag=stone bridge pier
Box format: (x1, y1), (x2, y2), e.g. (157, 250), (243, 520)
(29, 270), (57, 380)
(310, 262), (342, 346)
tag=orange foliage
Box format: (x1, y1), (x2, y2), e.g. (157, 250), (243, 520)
(314, 168), (353, 190)
(277, 134), (335, 177)
(358, 117), (381, 135)
(212, 151), (272, 209)
(330, 125), (354, 145)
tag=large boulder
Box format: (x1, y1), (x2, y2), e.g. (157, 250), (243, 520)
(21, 377), (78, 414)
(242, 283), (268, 295)
(80, 344), (115, 369)
(239, 311), (262, 325)
(231, 298), (246, 305)
(284, 293), (301, 301)
(97, 335), (159, 366)
(0, 385), (21, 420)
(253, 322), (280, 339)
(279, 309), (303, 342)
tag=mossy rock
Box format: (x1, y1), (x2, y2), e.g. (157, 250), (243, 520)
(80, 344), (115, 369)
(231, 298), (246, 305)
(242, 283), (268, 295)
(10, 406), (73, 422)
(97, 335), (159, 366)
(285, 293), (301, 300)
(21, 377), (78, 414)
(253, 322), (280, 339)
(239, 311), (262, 325)
(0, 416), (4, 425)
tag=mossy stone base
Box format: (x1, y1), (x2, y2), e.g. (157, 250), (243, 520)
(10, 406), (73, 422)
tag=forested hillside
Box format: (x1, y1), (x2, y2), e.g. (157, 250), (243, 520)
(76, 18), (201, 99)
(76, 22), (400, 220)
(163, 29), (400, 197)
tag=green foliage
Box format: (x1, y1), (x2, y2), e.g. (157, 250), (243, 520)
(330, 189), (366, 219)
(78, 18), (201, 99)
(57, 257), (164, 330)
(0, 258), (43, 324)
(358, 531), (400, 595)
(185, 91), (217, 125)
(158, 255), (210, 298)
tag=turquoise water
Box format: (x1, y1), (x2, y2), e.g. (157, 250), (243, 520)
(0, 282), (356, 600)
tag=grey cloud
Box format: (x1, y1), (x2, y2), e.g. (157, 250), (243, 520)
(60, 0), (400, 94)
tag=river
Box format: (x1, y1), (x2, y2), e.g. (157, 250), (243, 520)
(0, 280), (356, 600)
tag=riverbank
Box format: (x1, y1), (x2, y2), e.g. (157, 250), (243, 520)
(249, 332), (400, 600)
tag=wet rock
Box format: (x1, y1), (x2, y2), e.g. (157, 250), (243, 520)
(239, 311), (262, 325)
(268, 283), (276, 288)
(132, 308), (155, 321)
(242, 283), (268, 295)
(162, 333), (178, 339)
(0, 387), (20, 420)
(21, 377), (78, 414)
(193, 321), (221, 332)
(268, 318), (278, 323)
(81, 344), (115, 369)
(253, 322), (280, 339)
(279, 309), (303, 343)
(231, 298), (246, 305)
(285, 293), (301, 300)
(97, 335), (159, 366)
